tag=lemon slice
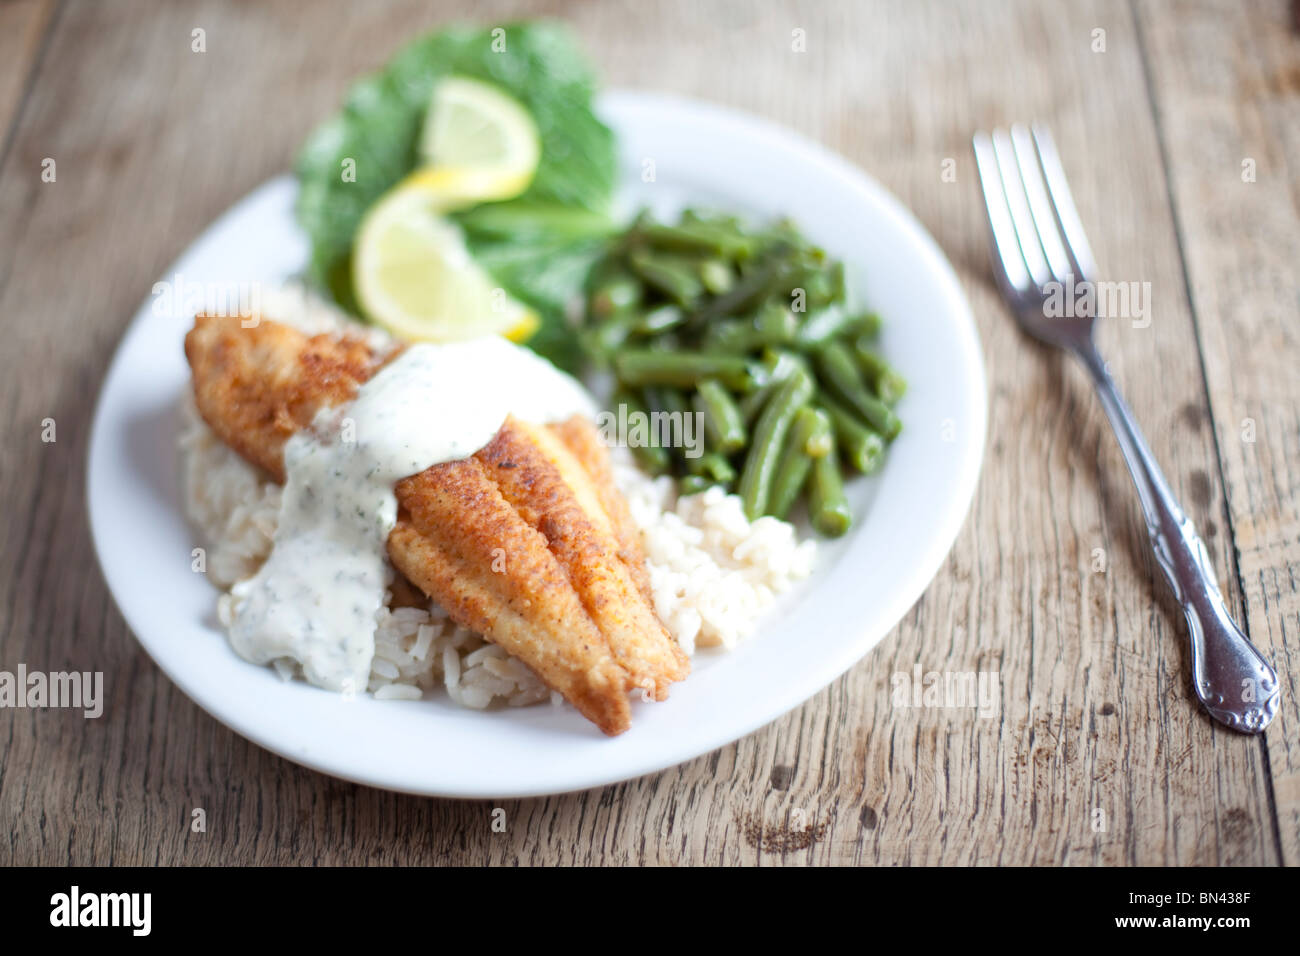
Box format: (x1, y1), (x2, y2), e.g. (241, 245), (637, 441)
(353, 183), (539, 343)
(416, 76), (541, 205)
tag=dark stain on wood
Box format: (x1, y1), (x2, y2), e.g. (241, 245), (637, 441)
(1180, 402), (1206, 431)
(739, 810), (828, 853)
(1187, 469), (1212, 510)
(1222, 807), (1252, 847)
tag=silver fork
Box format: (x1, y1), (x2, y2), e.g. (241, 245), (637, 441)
(972, 123), (1279, 733)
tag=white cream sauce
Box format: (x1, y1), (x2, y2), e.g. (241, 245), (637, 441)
(226, 336), (595, 692)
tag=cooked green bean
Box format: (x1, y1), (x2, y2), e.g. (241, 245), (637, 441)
(456, 202), (619, 242)
(588, 273), (642, 320)
(753, 351), (813, 396)
(635, 304), (685, 334)
(678, 474), (712, 496)
(799, 264), (841, 310)
(769, 440), (813, 521)
(826, 260), (846, 305)
(851, 337), (907, 404)
(641, 222), (754, 259)
(769, 407), (832, 519)
(702, 308), (796, 353)
(819, 395), (886, 473)
(755, 302), (799, 346)
(800, 406), (833, 458)
(698, 258), (734, 295)
(627, 250), (703, 305)
(738, 382), (773, 426)
(582, 308), (639, 356)
(692, 245), (795, 322)
(796, 309), (878, 349)
(582, 209), (904, 535)
(687, 450), (737, 486)
(702, 318), (761, 353)
(642, 385), (690, 418)
(642, 386), (693, 473)
(737, 368), (814, 520)
(815, 341), (902, 440)
(806, 432), (852, 536)
(615, 350), (756, 391)
(644, 332), (682, 352)
(854, 312), (883, 340)
(695, 379), (747, 453)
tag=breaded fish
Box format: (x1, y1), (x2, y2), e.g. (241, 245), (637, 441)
(185, 313), (688, 734)
(186, 315), (394, 484)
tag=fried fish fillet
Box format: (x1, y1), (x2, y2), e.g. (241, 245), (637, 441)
(185, 313), (689, 734)
(186, 314), (393, 484)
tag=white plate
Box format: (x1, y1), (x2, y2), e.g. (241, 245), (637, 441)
(87, 91), (987, 797)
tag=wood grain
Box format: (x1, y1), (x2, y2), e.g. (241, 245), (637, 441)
(1136, 0), (1300, 864)
(0, 0), (1293, 865)
(0, 0), (58, 158)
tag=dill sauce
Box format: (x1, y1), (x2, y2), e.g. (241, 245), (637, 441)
(227, 337), (594, 692)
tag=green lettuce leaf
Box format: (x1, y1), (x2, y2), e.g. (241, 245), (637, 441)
(293, 21), (617, 370)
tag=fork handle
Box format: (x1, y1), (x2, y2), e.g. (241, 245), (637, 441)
(1074, 342), (1279, 732)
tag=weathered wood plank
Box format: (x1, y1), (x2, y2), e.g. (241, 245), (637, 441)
(0, 0), (58, 155)
(0, 0), (1283, 865)
(1135, 0), (1300, 864)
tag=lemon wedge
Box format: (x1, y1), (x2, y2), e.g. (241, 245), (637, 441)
(415, 76), (541, 205)
(353, 183), (539, 343)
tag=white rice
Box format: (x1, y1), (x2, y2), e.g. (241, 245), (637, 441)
(180, 283), (817, 712)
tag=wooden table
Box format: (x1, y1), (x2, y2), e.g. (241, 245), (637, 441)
(1, 0), (1296, 866)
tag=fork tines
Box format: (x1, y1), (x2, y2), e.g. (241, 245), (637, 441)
(973, 124), (1097, 294)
